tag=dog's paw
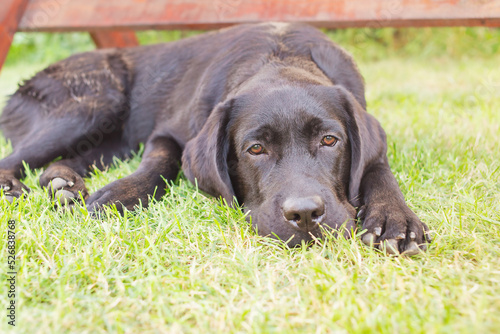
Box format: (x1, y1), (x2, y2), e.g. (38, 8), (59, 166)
(48, 177), (88, 207)
(85, 177), (148, 216)
(357, 201), (431, 256)
(0, 172), (30, 203)
(40, 166), (88, 207)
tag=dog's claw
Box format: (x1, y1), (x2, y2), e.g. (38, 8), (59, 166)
(50, 178), (78, 206)
(410, 232), (416, 240)
(396, 233), (406, 240)
(382, 239), (399, 255)
(50, 177), (68, 190)
(403, 241), (421, 256)
(424, 231), (433, 244)
(374, 227), (382, 236)
(55, 189), (76, 205)
(362, 232), (376, 246)
(1, 180), (29, 203)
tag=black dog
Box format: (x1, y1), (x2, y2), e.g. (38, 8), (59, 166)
(0, 23), (430, 253)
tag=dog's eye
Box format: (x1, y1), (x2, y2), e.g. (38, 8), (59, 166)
(321, 135), (338, 147)
(248, 144), (265, 155)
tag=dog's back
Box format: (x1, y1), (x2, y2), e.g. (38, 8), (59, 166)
(0, 50), (131, 148)
(119, 22), (365, 147)
(1, 23), (364, 151)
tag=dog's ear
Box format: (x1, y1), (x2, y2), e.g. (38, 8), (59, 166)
(330, 86), (387, 207)
(182, 99), (235, 204)
(310, 41), (367, 110)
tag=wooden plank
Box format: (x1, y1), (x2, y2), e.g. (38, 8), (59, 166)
(90, 30), (139, 48)
(0, 0), (29, 70)
(17, 0), (500, 32)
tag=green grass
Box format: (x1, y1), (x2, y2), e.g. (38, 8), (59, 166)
(1, 28), (500, 333)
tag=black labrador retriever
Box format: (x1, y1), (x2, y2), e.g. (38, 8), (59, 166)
(0, 23), (430, 254)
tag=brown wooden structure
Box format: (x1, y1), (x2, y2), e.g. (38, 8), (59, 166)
(1, 0), (500, 70)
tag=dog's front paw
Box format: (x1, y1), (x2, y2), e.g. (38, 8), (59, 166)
(358, 201), (431, 256)
(0, 171), (30, 203)
(40, 165), (89, 208)
(85, 177), (151, 215)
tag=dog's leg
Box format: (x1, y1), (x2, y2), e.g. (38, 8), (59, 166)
(357, 164), (431, 255)
(39, 136), (129, 206)
(85, 134), (182, 214)
(0, 113), (125, 203)
(0, 169), (30, 203)
(1, 50), (130, 203)
(0, 137), (62, 202)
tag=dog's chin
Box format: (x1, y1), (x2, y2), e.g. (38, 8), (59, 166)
(247, 209), (356, 247)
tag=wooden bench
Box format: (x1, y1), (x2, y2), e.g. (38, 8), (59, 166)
(2, 0), (500, 70)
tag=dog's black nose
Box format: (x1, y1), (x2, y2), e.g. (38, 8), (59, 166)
(282, 196), (325, 232)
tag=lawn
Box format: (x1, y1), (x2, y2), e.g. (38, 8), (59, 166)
(0, 28), (499, 333)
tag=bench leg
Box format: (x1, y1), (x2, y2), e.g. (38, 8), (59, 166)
(0, 0), (29, 71)
(90, 30), (139, 49)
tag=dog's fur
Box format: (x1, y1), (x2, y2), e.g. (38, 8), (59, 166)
(0, 23), (430, 252)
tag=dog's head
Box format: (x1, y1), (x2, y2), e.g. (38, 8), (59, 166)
(182, 76), (385, 246)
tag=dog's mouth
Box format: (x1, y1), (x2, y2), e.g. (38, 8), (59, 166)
(244, 209), (322, 245)
(243, 199), (357, 247)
